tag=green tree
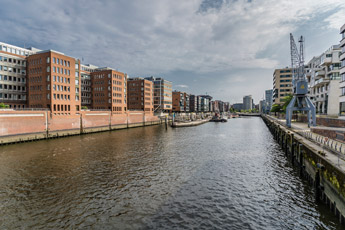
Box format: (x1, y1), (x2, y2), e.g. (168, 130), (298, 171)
(271, 104), (282, 116)
(0, 103), (9, 109)
(281, 94), (293, 113)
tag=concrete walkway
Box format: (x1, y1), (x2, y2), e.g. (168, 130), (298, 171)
(267, 115), (345, 172)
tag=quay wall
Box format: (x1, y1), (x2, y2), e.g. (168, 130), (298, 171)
(0, 110), (161, 145)
(262, 115), (345, 225)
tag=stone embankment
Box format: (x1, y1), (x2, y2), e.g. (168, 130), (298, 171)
(262, 115), (345, 225)
(0, 110), (161, 145)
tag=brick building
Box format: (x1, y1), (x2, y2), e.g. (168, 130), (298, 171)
(27, 50), (81, 115)
(127, 78), (153, 112)
(91, 67), (127, 113)
(172, 91), (185, 112)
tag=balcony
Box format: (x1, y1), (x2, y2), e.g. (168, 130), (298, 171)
(340, 52), (345, 61)
(315, 70), (325, 79)
(341, 37), (345, 48)
(321, 57), (332, 66)
(314, 78), (330, 87)
(316, 97), (326, 102)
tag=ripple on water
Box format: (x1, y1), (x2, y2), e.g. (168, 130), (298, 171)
(0, 118), (343, 229)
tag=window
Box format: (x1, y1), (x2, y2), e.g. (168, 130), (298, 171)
(53, 57), (56, 63)
(47, 57), (50, 63)
(47, 66), (50, 72)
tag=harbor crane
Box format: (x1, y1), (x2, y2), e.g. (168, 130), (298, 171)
(286, 33), (316, 128)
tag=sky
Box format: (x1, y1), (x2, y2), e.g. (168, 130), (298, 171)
(1, 0), (345, 104)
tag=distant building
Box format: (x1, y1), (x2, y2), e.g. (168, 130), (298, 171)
(273, 68), (293, 105)
(127, 77), (153, 112)
(198, 96), (210, 112)
(80, 64), (98, 109)
(91, 67), (127, 113)
(340, 23), (345, 115)
(265, 89), (273, 113)
(172, 91), (185, 112)
(189, 94), (198, 112)
(145, 76), (172, 113)
(0, 42), (36, 109)
(259, 100), (265, 113)
(243, 95), (253, 110)
(232, 103), (243, 111)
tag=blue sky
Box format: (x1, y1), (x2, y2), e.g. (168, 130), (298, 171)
(1, 0), (345, 104)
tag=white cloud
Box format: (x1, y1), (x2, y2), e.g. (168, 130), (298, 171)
(0, 0), (344, 102)
(175, 84), (189, 88)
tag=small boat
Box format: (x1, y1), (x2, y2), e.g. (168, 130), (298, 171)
(210, 115), (227, 122)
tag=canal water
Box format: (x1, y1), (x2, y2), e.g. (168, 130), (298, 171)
(0, 117), (342, 229)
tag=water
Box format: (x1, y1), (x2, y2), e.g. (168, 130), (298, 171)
(0, 117), (342, 229)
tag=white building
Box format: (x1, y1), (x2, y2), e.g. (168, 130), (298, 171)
(306, 45), (341, 116)
(0, 42), (38, 108)
(339, 23), (345, 116)
(243, 95), (253, 110)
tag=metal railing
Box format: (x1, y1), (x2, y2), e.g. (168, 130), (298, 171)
(298, 130), (345, 161)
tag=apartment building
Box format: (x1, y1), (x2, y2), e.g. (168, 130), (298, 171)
(127, 77), (153, 112)
(145, 76), (172, 113)
(273, 68), (293, 104)
(27, 50), (81, 115)
(189, 94), (198, 112)
(340, 23), (345, 115)
(91, 68), (127, 113)
(172, 91), (185, 112)
(265, 89), (273, 113)
(80, 64), (98, 109)
(306, 45), (341, 115)
(243, 95), (253, 110)
(0, 42), (36, 108)
(198, 96), (210, 112)
(184, 92), (190, 112)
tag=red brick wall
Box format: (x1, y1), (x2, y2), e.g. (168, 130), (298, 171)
(0, 110), (160, 137)
(0, 111), (47, 136)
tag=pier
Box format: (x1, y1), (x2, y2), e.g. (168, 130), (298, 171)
(263, 115), (345, 224)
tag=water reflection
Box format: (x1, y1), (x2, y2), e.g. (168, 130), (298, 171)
(0, 118), (342, 229)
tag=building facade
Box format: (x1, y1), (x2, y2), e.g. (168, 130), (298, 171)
(80, 64), (98, 109)
(145, 76), (172, 113)
(172, 91), (185, 112)
(265, 89), (273, 113)
(232, 103), (243, 111)
(340, 23), (345, 115)
(127, 78), (153, 112)
(27, 50), (81, 115)
(0, 42), (36, 108)
(306, 45), (341, 115)
(243, 95), (253, 110)
(189, 94), (198, 112)
(91, 68), (127, 113)
(273, 68), (293, 105)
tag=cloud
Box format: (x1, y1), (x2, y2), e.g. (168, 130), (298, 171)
(0, 0), (344, 103)
(175, 84), (189, 88)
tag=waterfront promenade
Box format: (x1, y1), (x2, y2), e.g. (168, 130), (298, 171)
(268, 115), (345, 171)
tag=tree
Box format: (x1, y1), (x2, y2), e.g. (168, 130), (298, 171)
(281, 94), (293, 113)
(0, 103), (9, 109)
(271, 104), (282, 116)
